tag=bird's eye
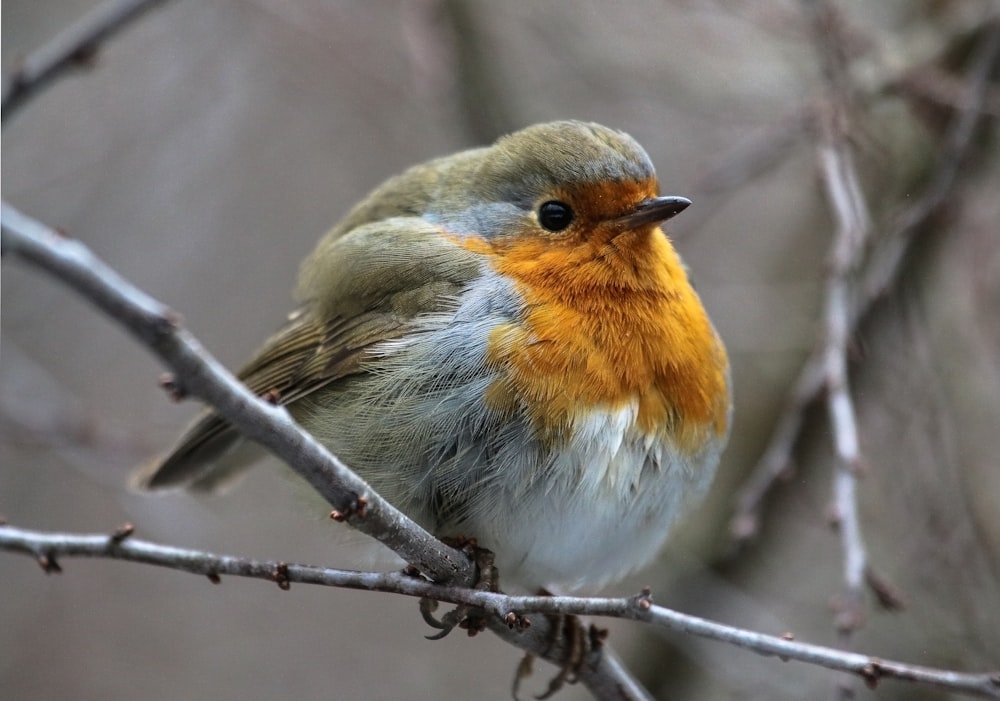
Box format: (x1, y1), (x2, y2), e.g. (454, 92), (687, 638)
(538, 200), (574, 232)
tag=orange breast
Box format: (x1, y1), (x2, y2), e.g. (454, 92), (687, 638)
(471, 225), (730, 454)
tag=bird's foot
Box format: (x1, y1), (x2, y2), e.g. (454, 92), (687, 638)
(512, 593), (608, 700)
(414, 536), (499, 639)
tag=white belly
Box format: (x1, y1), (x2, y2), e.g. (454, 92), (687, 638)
(461, 401), (724, 592)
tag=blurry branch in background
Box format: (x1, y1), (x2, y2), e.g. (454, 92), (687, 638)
(807, 5), (877, 693)
(3, 522), (999, 699)
(711, 5), (998, 696)
(0, 203), (648, 701)
(869, 19), (1000, 298)
(727, 7), (999, 552)
(1, 0), (175, 121)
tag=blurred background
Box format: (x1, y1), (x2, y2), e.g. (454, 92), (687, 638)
(2, 1), (998, 699)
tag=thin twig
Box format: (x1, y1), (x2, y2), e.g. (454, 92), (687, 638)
(728, 345), (826, 544)
(864, 20), (1000, 302)
(0, 203), (647, 701)
(2, 524), (998, 699)
(894, 65), (1000, 120)
(1, 0), (174, 121)
(808, 7), (877, 697)
(816, 133), (871, 636)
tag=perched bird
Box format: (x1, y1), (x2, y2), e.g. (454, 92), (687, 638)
(135, 120), (731, 592)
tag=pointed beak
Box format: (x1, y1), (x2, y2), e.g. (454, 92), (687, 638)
(617, 196), (691, 229)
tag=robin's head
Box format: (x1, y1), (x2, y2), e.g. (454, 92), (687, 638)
(424, 121), (688, 252)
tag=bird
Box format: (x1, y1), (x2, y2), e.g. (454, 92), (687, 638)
(134, 120), (731, 593)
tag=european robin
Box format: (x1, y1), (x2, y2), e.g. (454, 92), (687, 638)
(135, 120), (731, 591)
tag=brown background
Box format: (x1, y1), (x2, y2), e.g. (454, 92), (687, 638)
(3, 1), (998, 699)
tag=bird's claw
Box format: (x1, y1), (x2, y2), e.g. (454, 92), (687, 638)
(414, 537), (499, 640)
(512, 612), (608, 701)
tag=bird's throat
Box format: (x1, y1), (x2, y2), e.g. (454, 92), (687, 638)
(475, 228), (730, 453)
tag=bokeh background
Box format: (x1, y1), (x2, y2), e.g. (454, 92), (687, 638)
(2, 1), (998, 699)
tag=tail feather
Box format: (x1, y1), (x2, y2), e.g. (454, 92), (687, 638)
(130, 412), (261, 493)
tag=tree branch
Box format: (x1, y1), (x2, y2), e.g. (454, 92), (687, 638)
(0, 201), (470, 586)
(3, 523), (998, 699)
(864, 18), (1000, 302)
(816, 127), (871, 645)
(0, 202), (649, 701)
(808, 9), (880, 697)
(1, 0), (176, 121)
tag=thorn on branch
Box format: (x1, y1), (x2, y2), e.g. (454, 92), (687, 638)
(861, 660), (884, 689)
(162, 308), (183, 328)
(144, 308), (184, 345)
(632, 586), (653, 611)
(779, 632), (795, 661)
(261, 388), (282, 404)
(37, 552), (62, 574)
(504, 611), (530, 630)
(206, 572), (221, 585)
(144, 307), (184, 341)
(402, 564), (423, 578)
(329, 493), (369, 522)
(158, 372), (187, 401)
(273, 562), (291, 591)
(109, 522), (135, 544)
(69, 42), (100, 69)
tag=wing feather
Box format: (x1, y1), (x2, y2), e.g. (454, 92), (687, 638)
(133, 216), (484, 492)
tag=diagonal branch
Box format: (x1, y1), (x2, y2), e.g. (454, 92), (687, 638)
(0, 202), (648, 701)
(0, 202), (468, 583)
(1, 0), (175, 121)
(2, 524), (998, 699)
(864, 19), (1000, 301)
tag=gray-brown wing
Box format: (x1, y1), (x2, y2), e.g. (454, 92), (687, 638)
(133, 216), (484, 492)
(133, 308), (407, 491)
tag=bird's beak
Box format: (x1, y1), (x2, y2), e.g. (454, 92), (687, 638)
(617, 196), (691, 229)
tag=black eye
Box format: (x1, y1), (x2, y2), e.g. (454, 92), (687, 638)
(538, 200), (574, 232)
